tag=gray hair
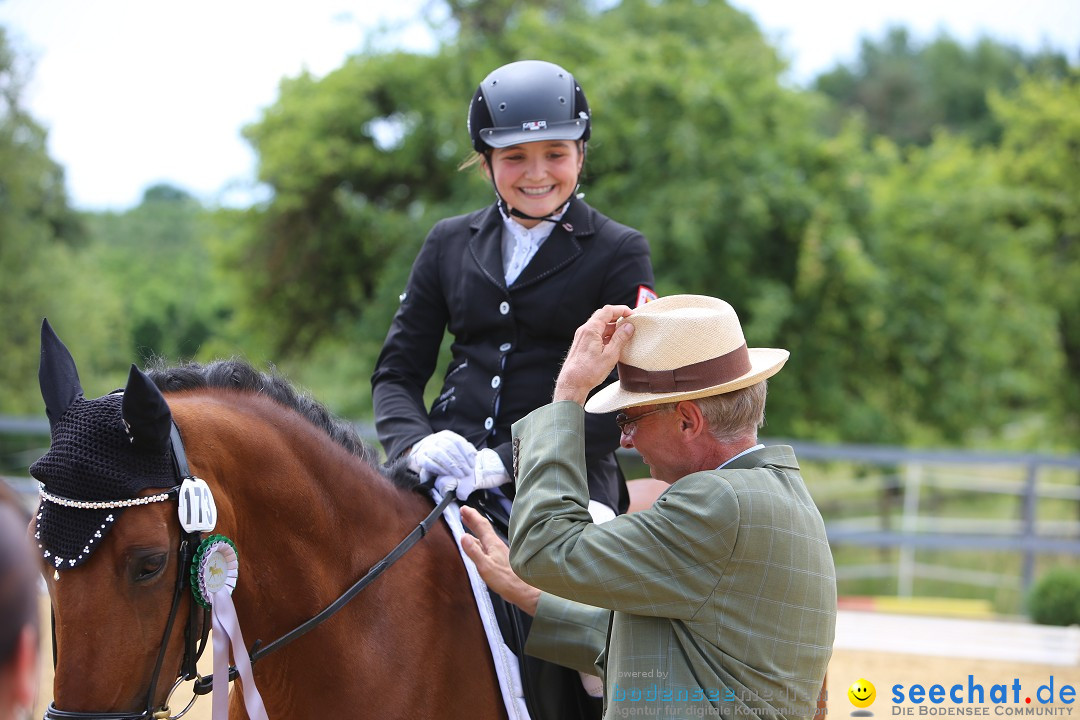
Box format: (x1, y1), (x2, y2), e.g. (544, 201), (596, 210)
(692, 381), (768, 444)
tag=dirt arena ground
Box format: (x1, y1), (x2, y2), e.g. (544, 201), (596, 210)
(32, 594), (1078, 719)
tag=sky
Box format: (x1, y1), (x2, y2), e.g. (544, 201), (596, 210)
(1, 0), (1077, 211)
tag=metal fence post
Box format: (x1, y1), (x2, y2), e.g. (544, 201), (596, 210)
(899, 461), (922, 597)
(1020, 462), (1038, 603)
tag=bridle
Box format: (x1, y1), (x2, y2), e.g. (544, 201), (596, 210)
(44, 424), (454, 720)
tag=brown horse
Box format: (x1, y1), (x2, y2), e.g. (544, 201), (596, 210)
(30, 321), (505, 719)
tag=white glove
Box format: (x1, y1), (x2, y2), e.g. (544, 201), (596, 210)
(444, 448), (509, 501)
(407, 430), (477, 480)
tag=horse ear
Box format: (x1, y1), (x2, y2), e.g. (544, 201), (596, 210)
(39, 318), (84, 429)
(122, 364), (173, 450)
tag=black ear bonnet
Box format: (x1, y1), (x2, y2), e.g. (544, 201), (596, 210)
(29, 321), (177, 571)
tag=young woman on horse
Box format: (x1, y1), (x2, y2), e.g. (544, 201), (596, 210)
(371, 59), (657, 520)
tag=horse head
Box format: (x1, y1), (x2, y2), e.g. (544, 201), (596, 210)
(29, 320), (505, 719)
(31, 320), (196, 717)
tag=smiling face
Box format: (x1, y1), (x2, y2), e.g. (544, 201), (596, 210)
(485, 140), (583, 227)
(848, 678), (877, 708)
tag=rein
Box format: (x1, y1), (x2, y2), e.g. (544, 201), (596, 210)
(192, 487), (454, 696)
(45, 424), (454, 720)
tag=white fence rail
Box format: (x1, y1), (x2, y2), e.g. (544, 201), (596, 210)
(781, 440), (1080, 601)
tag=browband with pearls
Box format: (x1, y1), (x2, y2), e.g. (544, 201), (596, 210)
(38, 482), (179, 510)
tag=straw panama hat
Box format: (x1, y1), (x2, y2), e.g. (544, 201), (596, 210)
(584, 295), (790, 414)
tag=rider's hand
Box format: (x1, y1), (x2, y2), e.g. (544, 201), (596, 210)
(450, 448), (509, 500)
(407, 430), (477, 479)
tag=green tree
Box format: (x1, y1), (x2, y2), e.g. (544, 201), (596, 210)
(233, 0), (814, 351)
(83, 183), (225, 364)
(0, 27), (129, 415)
(778, 131), (1061, 444)
(814, 26), (1071, 146)
(992, 72), (1080, 437)
(210, 0), (1077, 447)
(231, 52), (462, 356)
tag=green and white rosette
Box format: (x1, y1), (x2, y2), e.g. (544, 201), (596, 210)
(191, 535), (268, 720)
(191, 535), (238, 609)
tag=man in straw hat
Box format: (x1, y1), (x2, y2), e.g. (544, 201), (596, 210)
(461, 294), (835, 719)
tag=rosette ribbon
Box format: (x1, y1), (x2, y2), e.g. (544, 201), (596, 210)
(191, 535), (269, 720)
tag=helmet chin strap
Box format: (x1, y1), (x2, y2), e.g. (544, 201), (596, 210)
(500, 191), (578, 224)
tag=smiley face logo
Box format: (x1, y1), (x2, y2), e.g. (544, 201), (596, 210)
(848, 678), (876, 709)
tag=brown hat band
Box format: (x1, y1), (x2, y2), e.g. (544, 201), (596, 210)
(617, 343), (752, 394)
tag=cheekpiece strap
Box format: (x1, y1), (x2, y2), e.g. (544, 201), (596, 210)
(170, 422), (193, 479)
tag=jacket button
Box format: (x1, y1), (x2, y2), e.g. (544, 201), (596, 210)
(484, 417), (495, 430)
(499, 342), (512, 352)
(499, 301), (510, 315)
(491, 376), (501, 389)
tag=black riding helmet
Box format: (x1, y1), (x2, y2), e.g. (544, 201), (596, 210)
(468, 60), (591, 223)
(468, 60), (591, 152)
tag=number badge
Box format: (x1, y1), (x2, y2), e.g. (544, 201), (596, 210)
(178, 477), (218, 533)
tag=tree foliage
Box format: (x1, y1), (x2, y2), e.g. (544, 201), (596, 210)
(220, 0), (1080, 444)
(0, 27), (122, 415)
(232, 53), (464, 355)
(234, 0), (815, 353)
(776, 131), (1061, 443)
(0, 30), (226, 414)
(991, 72), (1080, 434)
(814, 26), (1071, 146)
(3, 4), (1079, 451)
(83, 184), (227, 364)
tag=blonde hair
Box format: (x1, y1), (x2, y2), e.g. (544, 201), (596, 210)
(458, 151), (486, 172)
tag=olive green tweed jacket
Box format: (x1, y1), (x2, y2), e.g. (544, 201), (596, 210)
(509, 401), (836, 720)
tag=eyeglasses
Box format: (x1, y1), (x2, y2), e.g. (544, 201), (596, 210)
(615, 407), (667, 436)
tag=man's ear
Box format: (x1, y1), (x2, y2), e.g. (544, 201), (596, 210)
(675, 401), (706, 437)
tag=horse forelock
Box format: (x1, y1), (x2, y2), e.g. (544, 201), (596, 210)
(145, 359), (421, 493)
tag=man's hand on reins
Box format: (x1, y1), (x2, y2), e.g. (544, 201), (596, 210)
(460, 506), (539, 616)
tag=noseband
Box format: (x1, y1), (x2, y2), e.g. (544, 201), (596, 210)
(44, 425), (454, 720)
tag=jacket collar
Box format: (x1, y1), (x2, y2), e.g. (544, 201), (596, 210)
(468, 198), (594, 291)
(723, 444), (800, 471)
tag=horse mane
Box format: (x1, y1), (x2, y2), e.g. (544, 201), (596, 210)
(145, 359), (420, 492)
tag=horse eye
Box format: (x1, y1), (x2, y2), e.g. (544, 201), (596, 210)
(131, 552), (167, 583)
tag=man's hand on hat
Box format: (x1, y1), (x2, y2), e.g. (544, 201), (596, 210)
(554, 304), (635, 405)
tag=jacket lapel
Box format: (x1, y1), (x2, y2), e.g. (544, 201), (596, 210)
(511, 199), (593, 290)
(468, 205), (509, 291)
